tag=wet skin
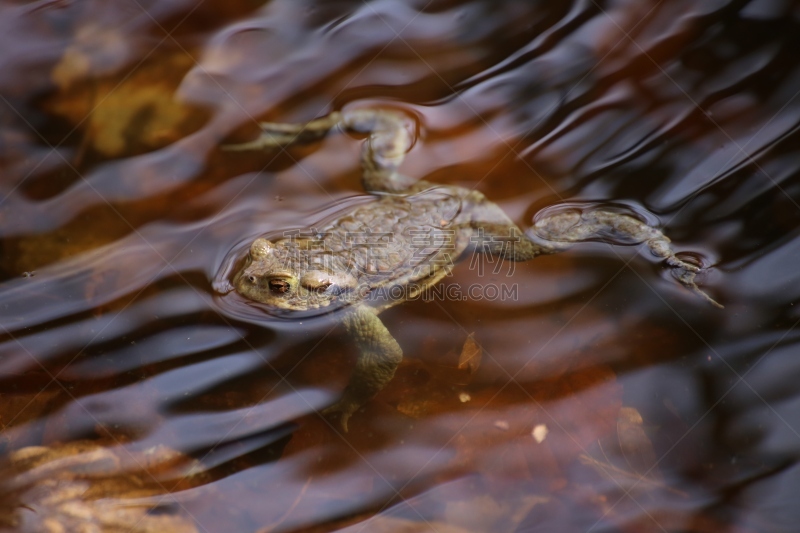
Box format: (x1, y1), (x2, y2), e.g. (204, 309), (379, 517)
(227, 109), (721, 431)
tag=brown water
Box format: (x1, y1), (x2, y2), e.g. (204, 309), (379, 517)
(1, 0), (799, 531)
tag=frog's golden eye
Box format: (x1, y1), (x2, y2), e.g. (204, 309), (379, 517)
(310, 281), (332, 292)
(300, 270), (357, 295)
(268, 278), (291, 294)
(300, 270), (336, 293)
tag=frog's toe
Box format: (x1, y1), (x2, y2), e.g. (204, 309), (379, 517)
(222, 130), (297, 151)
(675, 268), (724, 308)
(321, 399), (360, 432)
(665, 255), (701, 273)
(256, 123), (308, 145)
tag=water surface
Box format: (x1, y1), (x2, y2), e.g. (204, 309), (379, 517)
(1, 0), (800, 531)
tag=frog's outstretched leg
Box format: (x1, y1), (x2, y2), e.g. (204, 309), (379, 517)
(321, 304), (403, 432)
(225, 109), (417, 193)
(339, 109), (416, 193)
(531, 209), (723, 308)
(464, 190), (558, 260)
(223, 112), (344, 151)
(464, 195), (721, 307)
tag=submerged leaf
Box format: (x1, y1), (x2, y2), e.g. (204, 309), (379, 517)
(457, 332), (482, 374)
(0, 440), (208, 532)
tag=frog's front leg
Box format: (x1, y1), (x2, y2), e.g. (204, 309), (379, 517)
(223, 112), (344, 151)
(340, 109), (416, 193)
(225, 109), (417, 193)
(532, 209), (723, 308)
(322, 304), (403, 432)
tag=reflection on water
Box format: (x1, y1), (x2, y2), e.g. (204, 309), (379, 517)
(1, 0), (800, 530)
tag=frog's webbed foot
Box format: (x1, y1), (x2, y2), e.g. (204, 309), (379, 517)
(322, 305), (403, 432)
(655, 243), (724, 309)
(223, 112), (344, 151)
(532, 207), (723, 308)
(320, 399), (360, 433)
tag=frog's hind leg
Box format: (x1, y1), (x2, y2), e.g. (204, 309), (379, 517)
(465, 190), (557, 261)
(532, 208), (723, 308)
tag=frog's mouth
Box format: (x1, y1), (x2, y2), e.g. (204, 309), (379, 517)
(217, 285), (353, 322)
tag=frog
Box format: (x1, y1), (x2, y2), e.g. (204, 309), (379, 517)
(226, 108), (722, 431)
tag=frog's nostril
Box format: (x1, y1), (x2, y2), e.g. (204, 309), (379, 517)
(248, 275), (257, 283)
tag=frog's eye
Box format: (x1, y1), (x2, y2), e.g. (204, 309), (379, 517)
(268, 278), (292, 294)
(300, 271), (335, 293)
(311, 281), (332, 292)
(300, 270), (356, 294)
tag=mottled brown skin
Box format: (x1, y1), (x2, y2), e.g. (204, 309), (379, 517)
(228, 109), (721, 431)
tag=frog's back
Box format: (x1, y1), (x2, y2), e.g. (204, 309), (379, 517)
(315, 187), (471, 290)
